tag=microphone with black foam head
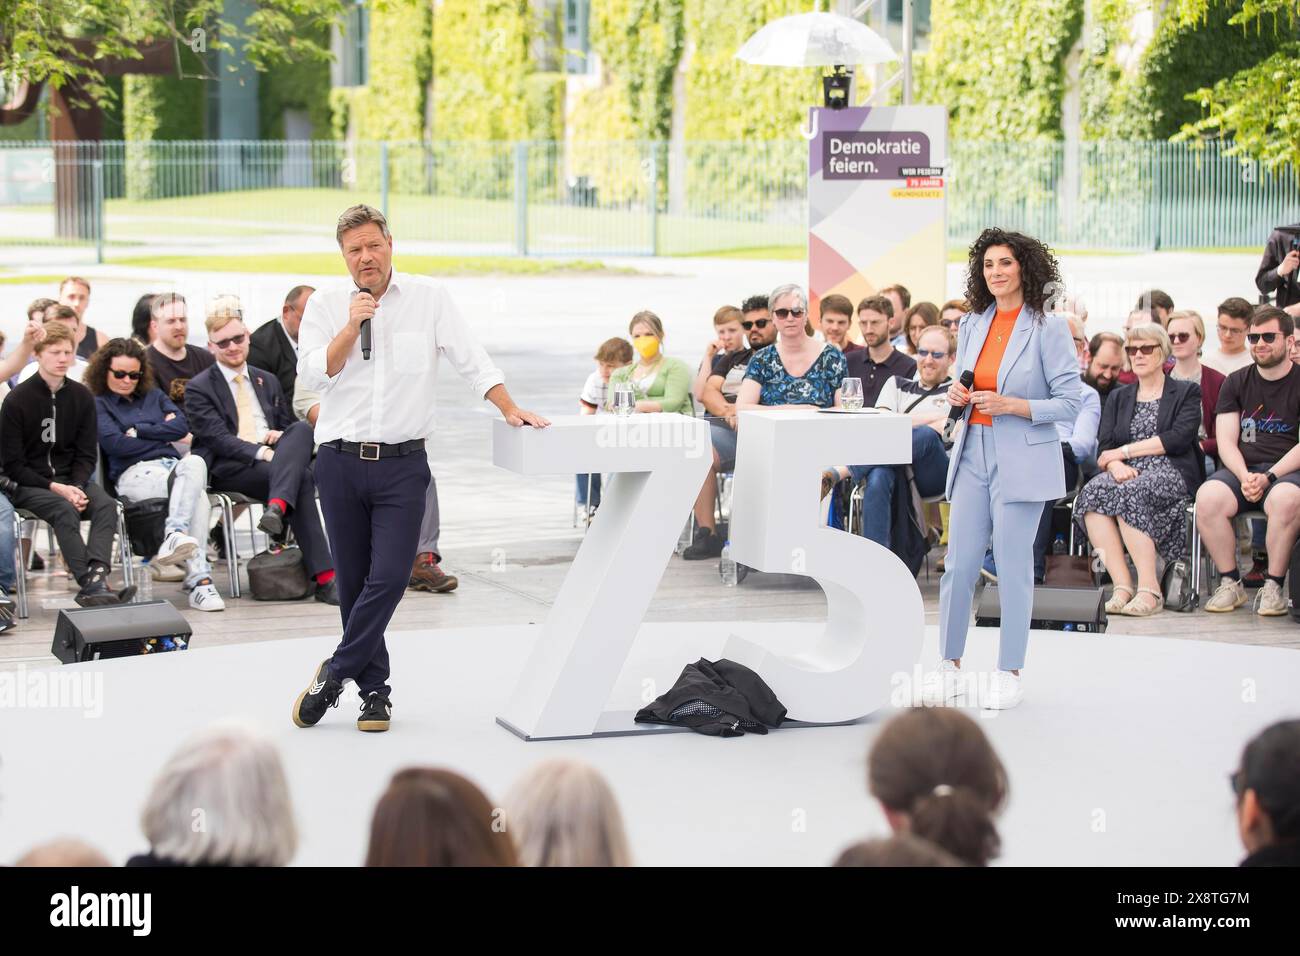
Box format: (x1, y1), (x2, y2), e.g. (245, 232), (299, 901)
(944, 369), (976, 442)
(358, 287), (373, 360)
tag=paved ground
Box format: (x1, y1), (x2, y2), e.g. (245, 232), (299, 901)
(0, 250), (1295, 668)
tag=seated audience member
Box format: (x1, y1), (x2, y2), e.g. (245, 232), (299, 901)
(57, 275), (108, 359)
(25, 297), (56, 324)
(503, 759), (633, 867)
(938, 299), (968, 337)
(832, 834), (963, 867)
(185, 296), (339, 604)
(18, 305), (89, 383)
(738, 283), (847, 413)
(1197, 306), (1300, 616)
(249, 284), (313, 400)
(1085, 331), (1126, 414)
(818, 293), (861, 354)
(682, 297), (777, 560)
(578, 337), (634, 514)
(128, 722), (297, 866)
(365, 767), (518, 867)
(880, 283), (911, 350)
(1076, 323), (1202, 616)
(15, 838), (112, 867)
(902, 301), (939, 356)
(1167, 309), (1225, 466)
(1203, 297), (1255, 376)
(1233, 719), (1300, 867)
(1058, 309), (1089, 373)
(145, 292), (216, 410)
(850, 295), (917, 407)
(606, 311), (693, 416)
(692, 305), (747, 403)
(130, 293), (156, 345)
(1137, 289), (1174, 327)
(89, 338), (224, 612)
(868, 708), (1008, 867)
(823, 324), (954, 551)
(0, 323), (133, 607)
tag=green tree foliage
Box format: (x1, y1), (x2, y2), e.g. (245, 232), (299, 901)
(589, 0), (685, 141)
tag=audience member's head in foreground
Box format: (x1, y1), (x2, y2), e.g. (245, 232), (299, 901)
(833, 833), (964, 867)
(366, 767), (517, 867)
(1234, 719), (1300, 866)
(503, 758), (633, 867)
(15, 838), (112, 867)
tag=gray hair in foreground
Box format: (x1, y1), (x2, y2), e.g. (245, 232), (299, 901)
(768, 283), (808, 312)
(140, 721), (297, 866)
(503, 758), (633, 867)
(336, 204), (391, 246)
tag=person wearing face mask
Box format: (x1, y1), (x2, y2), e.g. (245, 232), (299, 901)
(605, 311), (694, 416)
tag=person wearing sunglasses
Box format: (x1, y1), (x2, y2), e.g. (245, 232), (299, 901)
(1196, 306), (1300, 616)
(1232, 719), (1300, 867)
(87, 337), (223, 612)
(185, 297), (340, 607)
(1166, 310), (1225, 469)
(1076, 323), (1202, 617)
(926, 228), (1081, 711)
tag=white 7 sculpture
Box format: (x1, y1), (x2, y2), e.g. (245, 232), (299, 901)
(492, 409), (923, 740)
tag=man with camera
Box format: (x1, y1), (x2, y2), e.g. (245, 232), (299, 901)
(1256, 223), (1300, 315)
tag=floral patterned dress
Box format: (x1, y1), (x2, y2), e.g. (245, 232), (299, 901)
(743, 343), (847, 408)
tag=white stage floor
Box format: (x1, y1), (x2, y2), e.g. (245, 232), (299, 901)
(1, 621), (1293, 867)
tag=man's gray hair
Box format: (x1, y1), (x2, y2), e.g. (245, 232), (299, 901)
(140, 721), (298, 866)
(769, 283), (808, 311)
(336, 204), (391, 246)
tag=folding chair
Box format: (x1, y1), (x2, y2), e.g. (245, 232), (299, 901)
(12, 500), (134, 620)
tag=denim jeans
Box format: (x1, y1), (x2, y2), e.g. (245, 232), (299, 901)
(847, 426), (950, 548)
(576, 473), (602, 507)
(0, 492), (15, 593)
(116, 456), (214, 587)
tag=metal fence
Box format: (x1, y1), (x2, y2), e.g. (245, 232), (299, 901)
(1, 138), (1295, 262)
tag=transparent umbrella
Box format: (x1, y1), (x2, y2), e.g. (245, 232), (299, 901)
(735, 11), (896, 68)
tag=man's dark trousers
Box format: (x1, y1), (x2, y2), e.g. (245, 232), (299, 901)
(12, 482), (117, 579)
(209, 420), (332, 576)
(315, 444), (430, 697)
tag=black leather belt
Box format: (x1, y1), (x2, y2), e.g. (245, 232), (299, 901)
(324, 439), (424, 461)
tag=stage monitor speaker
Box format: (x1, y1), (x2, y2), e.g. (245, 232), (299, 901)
(51, 600), (194, 664)
(975, 584), (1108, 633)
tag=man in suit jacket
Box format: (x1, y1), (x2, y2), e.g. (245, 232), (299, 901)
(186, 297), (338, 604)
(248, 285), (313, 399)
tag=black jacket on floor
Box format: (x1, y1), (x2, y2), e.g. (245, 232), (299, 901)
(635, 658), (786, 737)
(0, 373), (98, 489)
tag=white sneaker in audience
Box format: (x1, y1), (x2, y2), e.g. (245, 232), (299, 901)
(1254, 579), (1288, 617)
(921, 659), (965, 706)
(155, 531), (198, 567)
(1205, 578), (1247, 613)
(149, 561), (185, 583)
(189, 580), (225, 612)
(982, 670), (1023, 710)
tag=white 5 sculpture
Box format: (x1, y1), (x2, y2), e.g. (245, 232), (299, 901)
(492, 409), (923, 740)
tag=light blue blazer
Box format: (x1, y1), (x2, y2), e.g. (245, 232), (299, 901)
(944, 303), (1081, 503)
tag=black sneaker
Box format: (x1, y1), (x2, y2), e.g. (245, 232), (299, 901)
(292, 659), (344, 728)
(682, 527), (724, 560)
(357, 691), (392, 732)
(209, 525), (227, 561)
(314, 579), (340, 605)
(74, 565), (136, 607)
(258, 502), (286, 540)
(29, 550), (45, 571)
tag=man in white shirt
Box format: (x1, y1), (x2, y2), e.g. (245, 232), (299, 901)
(290, 204), (548, 733)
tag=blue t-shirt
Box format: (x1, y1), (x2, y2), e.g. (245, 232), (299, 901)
(743, 344), (847, 408)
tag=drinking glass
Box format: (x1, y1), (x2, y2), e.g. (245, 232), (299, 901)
(613, 383), (636, 417)
(840, 377), (864, 411)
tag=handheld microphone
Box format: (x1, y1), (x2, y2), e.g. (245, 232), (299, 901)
(944, 369), (976, 442)
(358, 287), (372, 360)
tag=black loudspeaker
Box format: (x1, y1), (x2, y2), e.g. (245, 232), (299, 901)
(975, 584), (1108, 633)
(51, 600), (194, 664)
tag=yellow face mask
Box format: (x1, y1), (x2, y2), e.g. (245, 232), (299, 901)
(634, 335), (660, 360)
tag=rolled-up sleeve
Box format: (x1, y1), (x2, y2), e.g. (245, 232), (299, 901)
(433, 286), (505, 398)
(296, 292), (339, 392)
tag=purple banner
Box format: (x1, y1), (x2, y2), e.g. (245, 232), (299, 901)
(822, 131), (931, 181)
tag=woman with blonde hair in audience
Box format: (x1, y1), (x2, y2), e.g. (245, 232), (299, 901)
(365, 767), (517, 866)
(1076, 322), (1202, 616)
(868, 708), (1008, 867)
(903, 301), (940, 355)
(503, 758), (633, 867)
(128, 721), (297, 866)
(1166, 309), (1225, 466)
(607, 310), (695, 416)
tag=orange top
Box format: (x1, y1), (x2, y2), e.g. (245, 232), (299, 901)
(968, 307), (1021, 426)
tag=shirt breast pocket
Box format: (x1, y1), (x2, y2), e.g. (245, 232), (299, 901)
(393, 332), (430, 375)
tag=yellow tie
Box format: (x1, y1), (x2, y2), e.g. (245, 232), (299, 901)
(234, 373), (257, 443)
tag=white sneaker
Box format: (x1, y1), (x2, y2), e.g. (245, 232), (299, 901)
(189, 581), (226, 612)
(148, 561), (185, 582)
(155, 531), (199, 567)
(982, 670), (1023, 710)
(921, 659), (966, 706)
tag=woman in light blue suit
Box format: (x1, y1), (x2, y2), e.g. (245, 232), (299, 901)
(929, 229), (1081, 710)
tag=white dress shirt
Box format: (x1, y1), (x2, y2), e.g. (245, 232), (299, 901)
(219, 361), (270, 447)
(297, 271), (505, 444)
(1058, 380), (1101, 461)
(279, 318), (299, 356)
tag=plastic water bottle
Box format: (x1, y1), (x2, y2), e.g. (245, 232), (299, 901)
(676, 520), (693, 555)
(134, 559), (152, 602)
(1052, 533), (1067, 555)
(720, 541), (738, 586)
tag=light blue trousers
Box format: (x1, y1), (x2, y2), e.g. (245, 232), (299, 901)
(939, 424), (1043, 671)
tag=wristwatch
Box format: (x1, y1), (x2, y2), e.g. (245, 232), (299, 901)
(1266, 470), (1279, 485)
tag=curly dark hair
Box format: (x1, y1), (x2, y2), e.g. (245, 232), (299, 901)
(84, 337), (155, 398)
(964, 228), (1063, 316)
